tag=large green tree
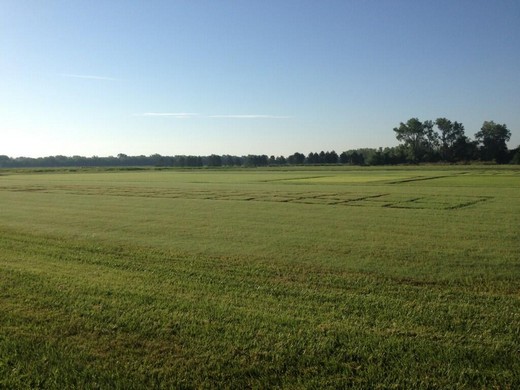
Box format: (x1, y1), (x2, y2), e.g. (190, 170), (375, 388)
(393, 118), (439, 162)
(475, 121), (511, 163)
(435, 118), (466, 161)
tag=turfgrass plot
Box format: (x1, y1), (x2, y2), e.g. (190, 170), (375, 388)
(0, 166), (519, 388)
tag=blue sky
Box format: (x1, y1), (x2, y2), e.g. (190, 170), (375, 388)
(1, 0), (519, 158)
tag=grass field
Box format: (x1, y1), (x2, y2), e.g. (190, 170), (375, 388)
(1, 166), (519, 388)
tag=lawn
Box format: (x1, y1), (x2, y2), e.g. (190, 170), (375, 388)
(1, 166), (519, 388)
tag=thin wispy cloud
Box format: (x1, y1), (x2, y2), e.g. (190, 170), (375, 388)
(138, 112), (199, 118)
(136, 113), (291, 119)
(62, 73), (119, 81)
(209, 114), (291, 119)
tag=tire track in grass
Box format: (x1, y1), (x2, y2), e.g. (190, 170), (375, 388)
(387, 175), (451, 184)
(0, 185), (491, 210)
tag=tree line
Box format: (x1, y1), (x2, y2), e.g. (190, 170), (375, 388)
(392, 118), (514, 164)
(1, 119), (518, 168)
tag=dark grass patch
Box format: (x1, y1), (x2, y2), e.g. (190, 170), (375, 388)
(388, 175), (451, 184)
(0, 185), (492, 210)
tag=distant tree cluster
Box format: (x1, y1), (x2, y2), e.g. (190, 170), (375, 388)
(1, 119), (517, 168)
(392, 118), (515, 164)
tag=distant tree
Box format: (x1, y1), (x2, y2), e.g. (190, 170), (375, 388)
(244, 155), (268, 167)
(324, 150), (339, 164)
(0, 155), (11, 168)
(368, 149), (386, 165)
(207, 154), (222, 167)
(510, 146), (520, 164)
(221, 155), (242, 166)
(386, 146), (408, 164)
(435, 118), (466, 161)
(422, 120), (441, 162)
(268, 155), (287, 165)
(352, 151), (365, 165)
(183, 156), (200, 167)
(306, 152), (319, 164)
(174, 155), (186, 167)
(133, 155), (150, 166)
(451, 136), (479, 162)
(340, 149), (378, 165)
(275, 155), (287, 165)
(339, 151), (349, 164)
(288, 152), (305, 165)
(149, 154), (166, 166)
(342, 151), (363, 165)
(258, 155), (269, 166)
(393, 118), (433, 162)
(366, 147), (405, 165)
(475, 121), (511, 163)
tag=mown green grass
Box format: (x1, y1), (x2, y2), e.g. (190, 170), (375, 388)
(1, 166), (519, 388)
